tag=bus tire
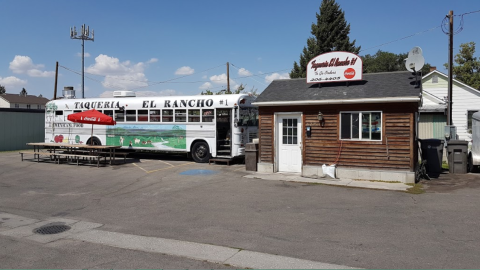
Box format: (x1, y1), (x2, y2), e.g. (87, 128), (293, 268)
(191, 141), (211, 163)
(87, 137), (102, 146)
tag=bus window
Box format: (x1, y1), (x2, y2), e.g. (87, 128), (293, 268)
(239, 107), (258, 126)
(115, 110), (125, 122)
(126, 110), (136, 122)
(162, 109), (173, 122)
(103, 110), (113, 117)
(188, 109), (200, 122)
(138, 110), (148, 122)
(175, 109), (186, 122)
(150, 109), (160, 122)
(55, 110), (64, 122)
(202, 109), (214, 122)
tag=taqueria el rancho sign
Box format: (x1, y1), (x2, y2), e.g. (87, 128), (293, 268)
(306, 51), (363, 83)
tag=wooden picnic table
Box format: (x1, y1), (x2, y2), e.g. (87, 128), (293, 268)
(23, 142), (122, 166)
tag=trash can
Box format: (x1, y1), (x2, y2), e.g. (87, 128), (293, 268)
(420, 139), (444, 178)
(447, 140), (468, 174)
(245, 142), (259, 171)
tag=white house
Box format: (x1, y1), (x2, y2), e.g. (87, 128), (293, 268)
(420, 69), (480, 142)
(0, 92), (49, 110)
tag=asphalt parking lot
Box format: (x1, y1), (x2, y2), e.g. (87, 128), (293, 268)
(1, 151), (480, 269)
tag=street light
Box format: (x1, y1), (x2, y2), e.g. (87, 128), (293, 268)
(70, 24), (94, 99)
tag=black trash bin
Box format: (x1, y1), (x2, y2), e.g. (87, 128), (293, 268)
(420, 139), (444, 178)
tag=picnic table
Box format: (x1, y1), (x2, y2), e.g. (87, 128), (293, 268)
(20, 142), (123, 167)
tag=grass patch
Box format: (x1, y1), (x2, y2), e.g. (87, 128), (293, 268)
(354, 179), (402, 184)
(405, 183), (425, 194)
(442, 161), (449, 170)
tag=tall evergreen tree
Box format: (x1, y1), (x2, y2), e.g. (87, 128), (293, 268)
(290, 0), (360, 78)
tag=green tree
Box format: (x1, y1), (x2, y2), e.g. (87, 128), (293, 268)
(0, 85), (5, 94)
(290, 0), (360, 78)
(362, 50), (432, 74)
(444, 42), (480, 90)
(200, 83), (259, 96)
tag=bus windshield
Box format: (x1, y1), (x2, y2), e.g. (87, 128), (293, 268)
(238, 107), (258, 126)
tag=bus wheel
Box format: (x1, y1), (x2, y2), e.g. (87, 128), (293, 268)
(192, 141), (211, 163)
(88, 137), (101, 146)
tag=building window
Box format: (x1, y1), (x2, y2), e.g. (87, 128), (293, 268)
(282, 118), (298, 144)
(467, 110), (479, 133)
(37, 104), (41, 109)
(15, 104), (19, 108)
(341, 112), (382, 141)
(27, 104), (31, 109)
(432, 75), (438, 83)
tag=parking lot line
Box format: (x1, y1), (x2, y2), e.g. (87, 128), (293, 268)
(132, 161), (194, 174)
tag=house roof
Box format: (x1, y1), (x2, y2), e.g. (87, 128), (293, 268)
(422, 69), (480, 93)
(0, 93), (50, 104)
(254, 71), (421, 106)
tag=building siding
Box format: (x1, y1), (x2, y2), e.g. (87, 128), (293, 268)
(422, 71), (480, 141)
(0, 110), (45, 151)
(259, 103), (417, 171)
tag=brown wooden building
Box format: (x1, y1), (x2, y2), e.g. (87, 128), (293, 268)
(253, 71), (421, 183)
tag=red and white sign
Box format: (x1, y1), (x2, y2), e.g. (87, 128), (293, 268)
(306, 51), (363, 84)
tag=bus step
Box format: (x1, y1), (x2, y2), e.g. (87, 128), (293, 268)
(209, 157), (233, 166)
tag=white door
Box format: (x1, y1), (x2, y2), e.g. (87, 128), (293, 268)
(277, 114), (302, 172)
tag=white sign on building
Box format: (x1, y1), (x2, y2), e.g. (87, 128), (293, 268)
(306, 51), (363, 84)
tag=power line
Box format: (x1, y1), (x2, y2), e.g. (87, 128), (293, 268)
(230, 63), (268, 87)
(359, 25), (442, 53)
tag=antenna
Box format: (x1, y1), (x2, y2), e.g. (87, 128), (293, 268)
(70, 24), (95, 99)
(405, 46), (425, 72)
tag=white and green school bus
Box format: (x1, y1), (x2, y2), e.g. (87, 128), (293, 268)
(45, 91), (258, 162)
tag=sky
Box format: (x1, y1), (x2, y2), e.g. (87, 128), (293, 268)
(1, 0), (479, 99)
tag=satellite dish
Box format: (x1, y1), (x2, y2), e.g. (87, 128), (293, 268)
(405, 46), (425, 72)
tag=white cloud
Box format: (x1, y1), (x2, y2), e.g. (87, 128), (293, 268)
(209, 73), (236, 85)
(199, 82), (212, 90)
(136, 89), (177, 96)
(77, 52), (91, 57)
(98, 89), (177, 98)
(147, 58), (158, 64)
(86, 54), (151, 90)
(265, 72), (290, 83)
(238, 68), (252, 76)
(0, 76), (27, 89)
(27, 69), (55, 77)
(9, 55), (54, 78)
(175, 66), (194, 75)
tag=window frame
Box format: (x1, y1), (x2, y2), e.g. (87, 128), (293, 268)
(467, 110), (479, 134)
(340, 111), (382, 141)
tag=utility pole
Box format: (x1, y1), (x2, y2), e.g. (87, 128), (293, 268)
(54, 61), (58, 100)
(447, 10), (453, 126)
(70, 24), (94, 99)
(226, 62), (230, 94)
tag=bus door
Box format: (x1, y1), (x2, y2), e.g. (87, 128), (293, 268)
(216, 109), (232, 157)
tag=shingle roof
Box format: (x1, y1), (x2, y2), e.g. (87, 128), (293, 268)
(0, 93), (50, 104)
(255, 71), (421, 105)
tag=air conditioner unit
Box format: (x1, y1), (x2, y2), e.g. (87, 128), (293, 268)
(113, 91), (136, 97)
